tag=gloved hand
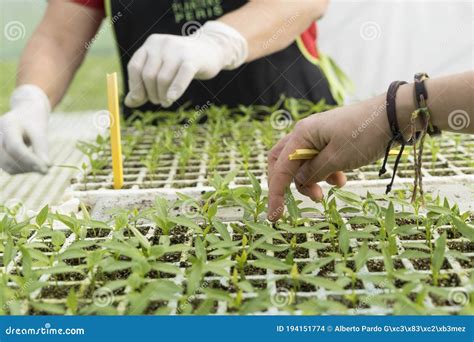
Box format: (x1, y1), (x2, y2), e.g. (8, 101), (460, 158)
(125, 21), (248, 108)
(0, 85), (51, 174)
(267, 92), (418, 221)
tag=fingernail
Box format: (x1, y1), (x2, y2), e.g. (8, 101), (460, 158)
(125, 94), (138, 107)
(161, 101), (172, 108)
(167, 89), (178, 101)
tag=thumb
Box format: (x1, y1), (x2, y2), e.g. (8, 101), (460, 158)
(295, 145), (341, 187)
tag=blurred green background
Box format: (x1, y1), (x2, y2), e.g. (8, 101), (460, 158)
(0, 0), (120, 113)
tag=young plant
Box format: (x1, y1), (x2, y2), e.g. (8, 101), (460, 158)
(431, 232), (446, 286)
(76, 135), (109, 182)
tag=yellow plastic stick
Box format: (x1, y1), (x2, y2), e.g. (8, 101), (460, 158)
(289, 148), (408, 161)
(106, 72), (124, 189)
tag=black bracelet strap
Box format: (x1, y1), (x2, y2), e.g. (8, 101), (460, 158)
(414, 72), (441, 136)
(379, 80), (408, 194)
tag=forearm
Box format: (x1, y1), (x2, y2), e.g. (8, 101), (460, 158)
(394, 71), (474, 137)
(15, 0), (103, 109)
(219, 0), (329, 61)
(17, 31), (86, 108)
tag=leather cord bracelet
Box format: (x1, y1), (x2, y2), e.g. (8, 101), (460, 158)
(379, 80), (408, 194)
(414, 72), (441, 136)
(410, 72), (436, 203)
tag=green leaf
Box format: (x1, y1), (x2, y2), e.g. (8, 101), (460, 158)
(203, 288), (233, 302)
(194, 237), (207, 261)
(285, 188), (300, 221)
(301, 256), (335, 274)
(299, 241), (327, 251)
(129, 225), (151, 250)
(354, 241), (369, 272)
(247, 170), (262, 197)
(51, 230), (66, 249)
(451, 216), (474, 241)
(39, 264), (83, 275)
(432, 232), (446, 275)
(170, 216), (202, 233)
(237, 280), (254, 293)
(36, 205), (49, 226)
(187, 261), (204, 295)
(212, 219), (231, 242)
(338, 222), (349, 256)
(253, 255), (292, 271)
(66, 289), (78, 314)
(385, 202), (395, 235)
(205, 259), (234, 277)
(333, 189), (362, 206)
(382, 247), (394, 275)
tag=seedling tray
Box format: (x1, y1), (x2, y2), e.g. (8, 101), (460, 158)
(2, 188), (472, 315)
(68, 126), (474, 212)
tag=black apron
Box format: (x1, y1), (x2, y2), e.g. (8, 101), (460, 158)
(106, 0), (336, 116)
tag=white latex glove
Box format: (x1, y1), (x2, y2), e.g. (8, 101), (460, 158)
(125, 21), (248, 108)
(0, 85), (51, 174)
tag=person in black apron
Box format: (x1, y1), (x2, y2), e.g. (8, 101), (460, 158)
(104, 0), (349, 117)
(0, 0), (350, 175)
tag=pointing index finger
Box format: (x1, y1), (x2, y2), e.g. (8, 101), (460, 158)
(267, 134), (311, 221)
